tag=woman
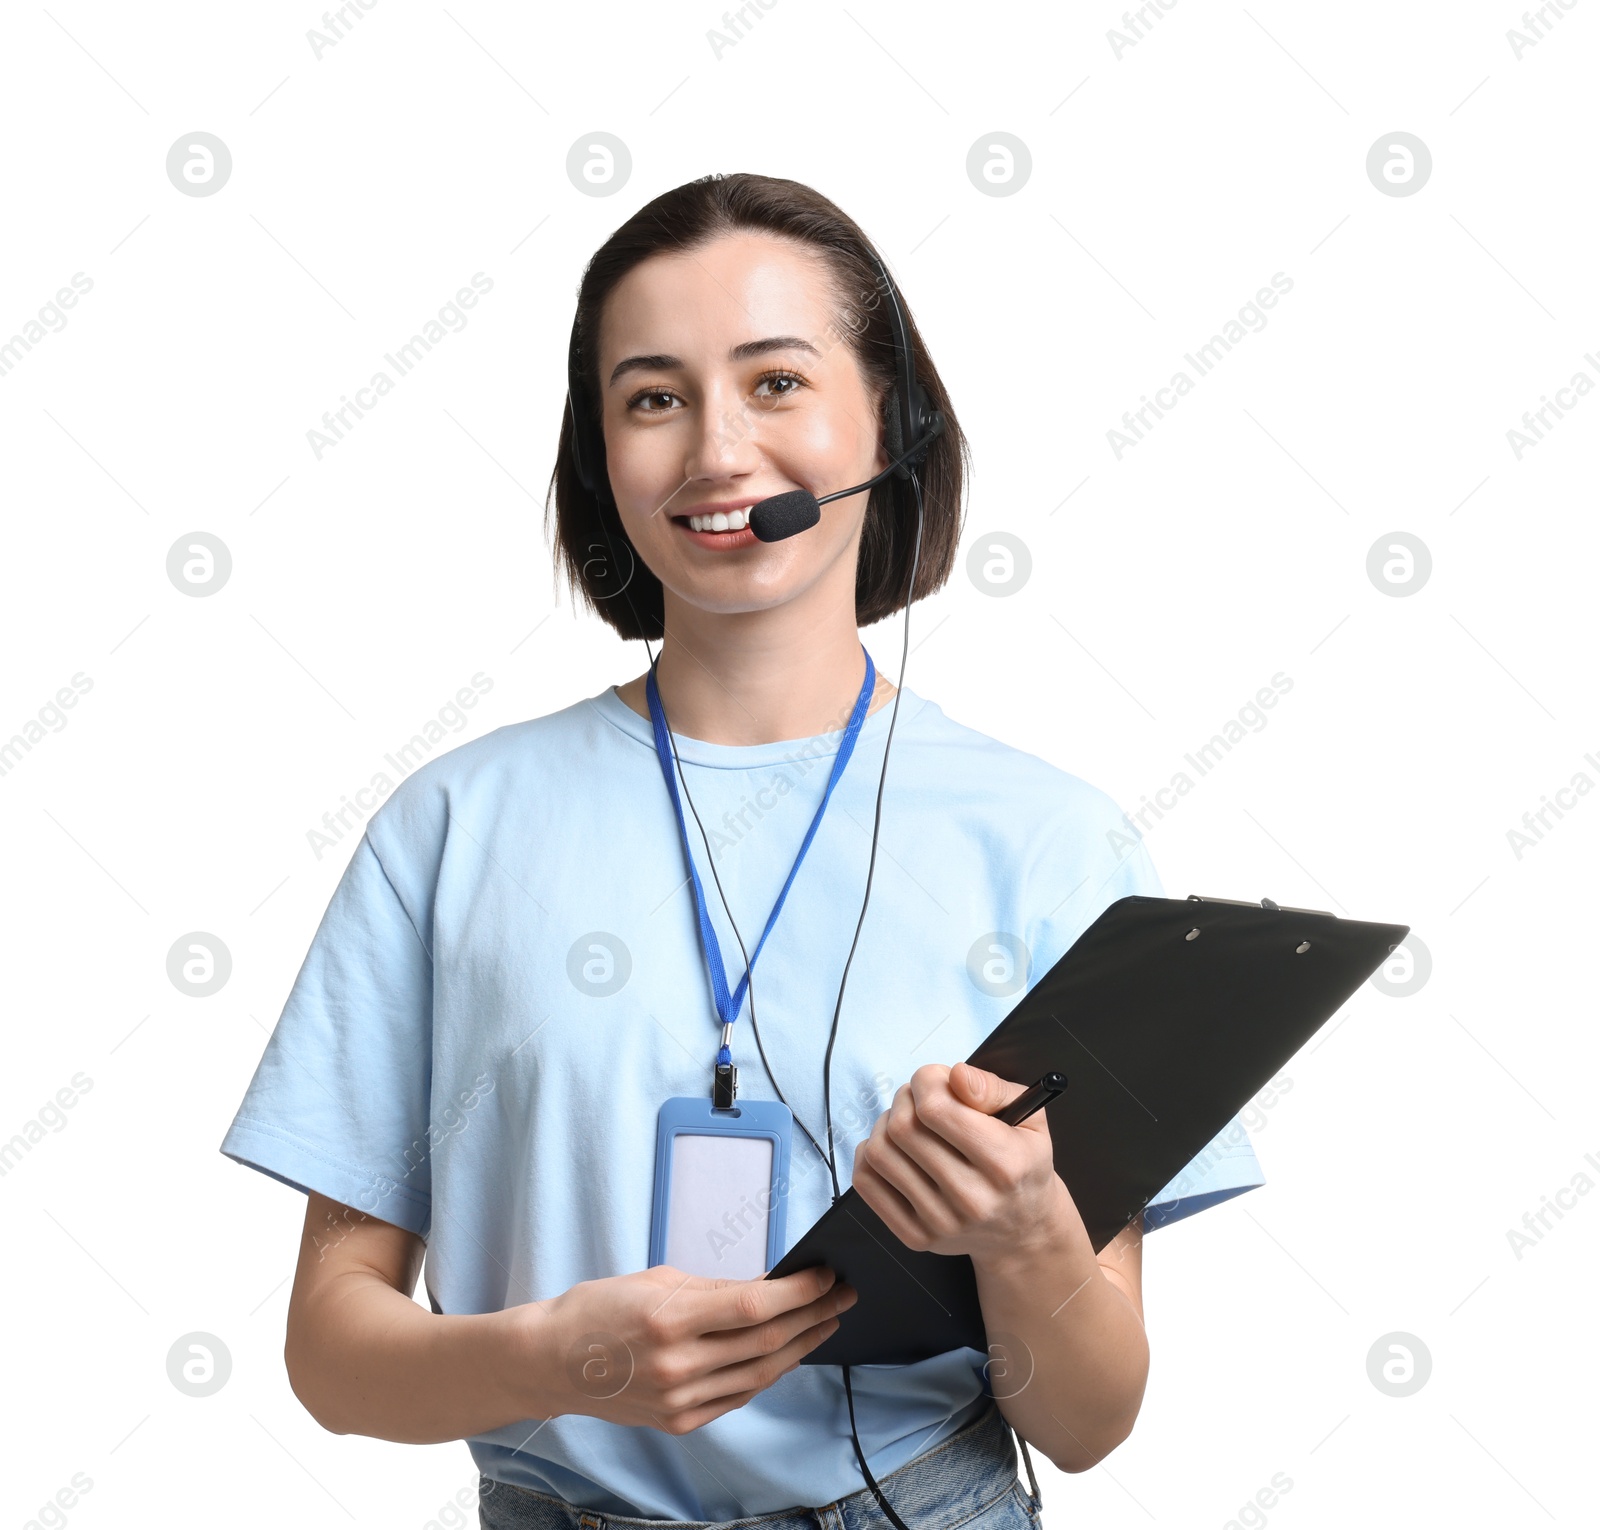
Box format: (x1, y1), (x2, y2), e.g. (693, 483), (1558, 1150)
(220, 172), (1264, 1529)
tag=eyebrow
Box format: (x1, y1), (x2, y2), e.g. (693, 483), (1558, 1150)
(607, 336), (821, 388)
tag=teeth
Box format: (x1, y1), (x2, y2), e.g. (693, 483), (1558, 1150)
(687, 508), (750, 533)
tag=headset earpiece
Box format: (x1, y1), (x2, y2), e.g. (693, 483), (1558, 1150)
(566, 312), (609, 505)
(882, 385), (904, 470)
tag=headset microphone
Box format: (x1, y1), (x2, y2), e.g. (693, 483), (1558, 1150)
(745, 488), (820, 543)
(746, 419), (946, 543)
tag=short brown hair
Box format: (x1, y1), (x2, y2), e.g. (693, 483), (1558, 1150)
(546, 171), (969, 642)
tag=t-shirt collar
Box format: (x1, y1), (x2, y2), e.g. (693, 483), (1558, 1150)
(588, 681), (913, 770)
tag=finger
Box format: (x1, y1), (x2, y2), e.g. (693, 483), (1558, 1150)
(852, 1156), (931, 1248)
(682, 1263), (836, 1301)
(863, 1131), (953, 1230)
(884, 1092), (987, 1191)
(657, 1385), (763, 1435)
(674, 1309), (846, 1412)
(910, 1067), (1028, 1161)
(665, 1263), (837, 1338)
(879, 1085), (1011, 1219)
(693, 1280), (857, 1372)
(948, 1061), (1029, 1116)
(661, 1375), (773, 1434)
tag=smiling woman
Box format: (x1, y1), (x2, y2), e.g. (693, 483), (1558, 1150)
(550, 177), (966, 678)
(219, 170), (1266, 1530)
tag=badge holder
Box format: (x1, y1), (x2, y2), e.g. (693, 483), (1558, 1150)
(641, 653), (872, 1287)
(649, 1095), (794, 1281)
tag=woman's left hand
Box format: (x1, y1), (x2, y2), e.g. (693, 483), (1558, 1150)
(850, 1062), (1086, 1268)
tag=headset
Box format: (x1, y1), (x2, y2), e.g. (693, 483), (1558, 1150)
(564, 250), (1039, 1529)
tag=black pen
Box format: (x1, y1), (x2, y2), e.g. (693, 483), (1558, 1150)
(992, 1070), (1068, 1126)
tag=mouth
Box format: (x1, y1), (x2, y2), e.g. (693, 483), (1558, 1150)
(669, 503), (760, 549)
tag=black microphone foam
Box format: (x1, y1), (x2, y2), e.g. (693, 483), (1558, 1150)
(748, 490), (821, 543)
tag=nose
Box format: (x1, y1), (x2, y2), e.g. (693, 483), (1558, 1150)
(680, 375), (765, 485)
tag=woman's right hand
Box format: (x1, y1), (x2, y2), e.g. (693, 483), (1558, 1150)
(506, 1264), (857, 1435)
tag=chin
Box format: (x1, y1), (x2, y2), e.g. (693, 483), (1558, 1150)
(663, 585), (796, 618)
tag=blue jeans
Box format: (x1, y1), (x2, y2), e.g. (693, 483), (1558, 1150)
(477, 1402), (1045, 1530)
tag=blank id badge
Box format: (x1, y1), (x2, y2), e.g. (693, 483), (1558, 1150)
(649, 1097), (793, 1281)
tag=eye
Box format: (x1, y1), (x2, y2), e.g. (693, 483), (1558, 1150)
(752, 369), (806, 404)
(625, 387), (680, 414)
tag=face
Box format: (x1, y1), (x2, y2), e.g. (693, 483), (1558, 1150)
(595, 232), (889, 620)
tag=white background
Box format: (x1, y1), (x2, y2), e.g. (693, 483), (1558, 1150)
(1, 2), (1594, 1526)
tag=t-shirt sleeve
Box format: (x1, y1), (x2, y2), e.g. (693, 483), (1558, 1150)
(218, 832), (435, 1238)
(1141, 1113), (1266, 1232)
(1025, 788), (1266, 1236)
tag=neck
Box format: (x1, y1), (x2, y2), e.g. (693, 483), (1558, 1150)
(615, 584), (895, 746)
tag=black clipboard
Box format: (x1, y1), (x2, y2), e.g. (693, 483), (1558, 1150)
(767, 892), (1409, 1366)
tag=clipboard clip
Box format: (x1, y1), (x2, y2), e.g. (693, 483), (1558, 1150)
(1186, 893), (1334, 918)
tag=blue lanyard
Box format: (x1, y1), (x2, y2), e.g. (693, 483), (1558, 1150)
(645, 648), (877, 1070)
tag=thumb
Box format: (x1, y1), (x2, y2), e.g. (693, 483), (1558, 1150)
(950, 1061), (1028, 1116)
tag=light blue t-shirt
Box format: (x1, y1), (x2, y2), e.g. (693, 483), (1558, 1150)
(220, 681), (1264, 1517)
